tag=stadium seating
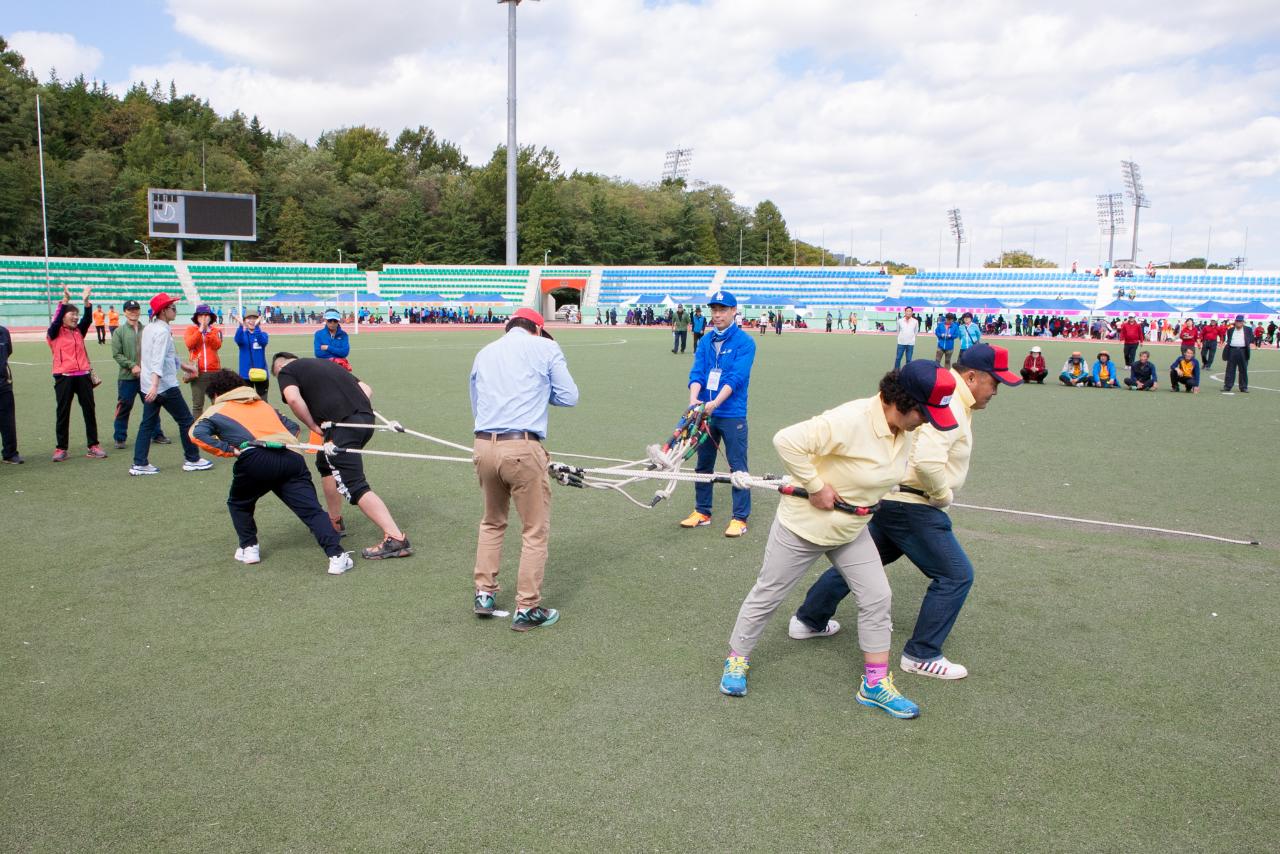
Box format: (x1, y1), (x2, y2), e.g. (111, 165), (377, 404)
(721, 268), (891, 307)
(1116, 273), (1280, 308)
(0, 257), (183, 304)
(188, 263), (364, 303)
(900, 271), (1100, 303)
(597, 268), (718, 305)
(378, 266), (528, 303)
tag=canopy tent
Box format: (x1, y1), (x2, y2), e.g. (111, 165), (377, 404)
(870, 297), (917, 311)
(1096, 299), (1180, 318)
(262, 291), (323, 303)
(932, 297), (1011, 312)
(386, 292), (448, 303)
(1186, 299), (1277, 320)
(1013, 298), (1092, 316)
(333, 291), (384, 304)
(453, 292), (510, 303)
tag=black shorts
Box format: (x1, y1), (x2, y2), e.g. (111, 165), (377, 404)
(314, 412), (374, 504)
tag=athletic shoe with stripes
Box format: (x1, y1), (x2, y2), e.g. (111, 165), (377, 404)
(856, 673), (920, 719)
(719, 655), (749, 696)
(900, 655), (968, 680)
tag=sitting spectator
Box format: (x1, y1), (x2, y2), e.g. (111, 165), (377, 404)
(1091, 351), (1119, 388)
(313, 309), (351, 369)
(1123, 351), (1157, 391)
(1169, 347), (1200, 394)
(1020, 346), (1047, 384)
(1059, 351), (1092, 387)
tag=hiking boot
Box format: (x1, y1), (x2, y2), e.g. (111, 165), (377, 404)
(679, 510), (711, 528)
(511, 606), (559, 632)
(361, 534), (413, 560)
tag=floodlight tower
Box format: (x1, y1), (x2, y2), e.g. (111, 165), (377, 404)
(947, 208), (965, 268)
(1121, 160), (1150, 264)
(662, 147), (693, 182)
(1096, 193), (1125, 267)
(499, 0), (539, 266)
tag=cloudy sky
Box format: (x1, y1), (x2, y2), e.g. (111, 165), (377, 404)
(10, 0), (1280, 268)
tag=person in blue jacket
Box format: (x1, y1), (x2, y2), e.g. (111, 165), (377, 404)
(956, 312), (981, 354)
(1090, 350), (1120, 388)
(681, 291), (756, 537)
(1168, 347), (1201, 393)
(233, 308), (271, 398)
(314, 309), (351, 364)
(934, 312), (958, 367)
(690, 307), (707, 349)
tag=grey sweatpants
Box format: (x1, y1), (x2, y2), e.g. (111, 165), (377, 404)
(729, 516), (892, 656)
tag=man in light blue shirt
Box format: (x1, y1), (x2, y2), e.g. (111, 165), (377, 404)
(469, 308), (578, 632)
(131, 293), (212, 476)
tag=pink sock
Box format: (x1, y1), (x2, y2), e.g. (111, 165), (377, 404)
(865, 662), (888, 687)
(728, 649), (747, 660)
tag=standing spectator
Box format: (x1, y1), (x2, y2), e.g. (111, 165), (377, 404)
(691, 307), (706, 348)
(894, 307), (919, 370)
(1178, 319), (1198, 354)
(190, 370), (351, 575)
(184, 304), (223, 418)
(1059, 351), (1091, 387)
(1199, 321), (1220, 369)
(313, 309), (351, 366)
(1221, 314), (1252, 394)
(0, 322), (20, 464)
(1119, 315), (1143, 366)
(1169, 347), (1201, 394)
(92, 305), (107, 345)
(1091, 351), (1120, 388)
(470, 308), (578, 629)
(825, 312), (833, 333)
(130, 293), (213, 476)
(681, 291), (756, 538)
(671, 304), (689, 354)
(106, 306), (119, 337)
(836, 309), (844, 330)
(47, 288), (107, 462)
(272, 353), (412, 560)
(956, 312), (981, 355)
(1020, 345), (1047, 384)
(1124, 350), (1157, 390)
(934, 312), (958, 368)
(233, 309), (271, 398)
(110, 299), (170, 450)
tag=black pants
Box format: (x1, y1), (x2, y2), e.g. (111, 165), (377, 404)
(228, 447), (342, 556)
(1123, 343), (1138, 366)
(1169, 372), (1197, 391)
(1021, 368), (1047, 384)
(0, 381), (17, 459)
(1223, 347), (1248, 391)
(314, 413), (374, 505)
(249, 379), (269, 399)
(95, 325), (106, 344)
(1124, 377), (1154, 390)
(692, 332), (703, 349)
(1200, 340), (1217, 368)
(53, 374), (98, 450)
(672, 331), (687, 353)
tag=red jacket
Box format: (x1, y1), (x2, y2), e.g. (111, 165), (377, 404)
(47, 303), (93, 375)
(1023, 353), (1046, 373)
(1200, 324), (1220, 342)
(184, 325), (223, 373)
(1119, 321), (1143, 344)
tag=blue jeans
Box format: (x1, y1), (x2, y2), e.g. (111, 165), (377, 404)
(114, 378), (167, 443)
(894, 344), (915, 370)
(795, 501), (974, 662)
(694, 415), (750, 521)
(134, 386), (199, 466)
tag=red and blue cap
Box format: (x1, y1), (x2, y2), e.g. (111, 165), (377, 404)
(898, 360), (958, 431)
(955, 343), (1023, 386)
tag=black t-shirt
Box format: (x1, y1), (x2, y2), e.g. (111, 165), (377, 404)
(276, 358), (372, 424)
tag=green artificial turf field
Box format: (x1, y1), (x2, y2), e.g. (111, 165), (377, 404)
(2, 327), (1278, 852)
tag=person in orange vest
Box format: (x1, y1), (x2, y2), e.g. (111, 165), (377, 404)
(92, 305), (107, 345)
(184, 303), (223, 418)
(107, 306), (120, 337)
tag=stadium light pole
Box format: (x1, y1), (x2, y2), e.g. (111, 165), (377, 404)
(1121, 160), (1150, 264)
(133, 239), (151, 260)
(499, 0), (538, 267)
(947, 208), (965, 269)
(35, 93), (52, 320)
(1096, 193), (1125, 268)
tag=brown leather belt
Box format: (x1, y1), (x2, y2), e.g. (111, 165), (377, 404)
(475, 431), (541, 442)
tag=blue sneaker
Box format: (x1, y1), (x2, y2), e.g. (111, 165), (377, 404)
(856, 672), (920, 719)
(719, 655), (749, 696)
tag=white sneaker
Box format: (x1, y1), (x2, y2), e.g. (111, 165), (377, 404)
(183, 458), (213, 471)
(129, 463), (160, 476)
(235, 545), (261, 565)
(900, 655), (968, 680)
(327, 552), (354, 575)
(788, 615), (841, 639)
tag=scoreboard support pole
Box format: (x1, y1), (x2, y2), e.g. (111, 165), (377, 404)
(176, 239), (184, 260)
(224, 241), (232, 262)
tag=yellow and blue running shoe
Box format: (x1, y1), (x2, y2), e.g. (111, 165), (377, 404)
(855, 672), (919, 719)
(719, 655), (749, 696)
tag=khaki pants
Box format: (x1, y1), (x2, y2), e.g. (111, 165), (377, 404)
(189, 371), (216, 419)
(729, 516), (891, 657)
(473, 437), (552, 609)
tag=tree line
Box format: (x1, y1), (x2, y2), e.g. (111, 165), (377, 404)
(0, 37), (924, 271)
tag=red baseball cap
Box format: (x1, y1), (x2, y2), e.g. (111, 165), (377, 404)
(150, 293), (180, 315)
(511, 307), (554, 340)
(898, 361), (958, 431)
(955, 343), (1023, 386)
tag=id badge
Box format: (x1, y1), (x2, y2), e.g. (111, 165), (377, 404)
(706, 369), (722, 391)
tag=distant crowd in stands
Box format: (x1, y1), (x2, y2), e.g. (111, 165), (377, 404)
(250, 306), (505, 326)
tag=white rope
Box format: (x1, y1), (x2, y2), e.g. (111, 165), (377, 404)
(951, 503), (1260, 546)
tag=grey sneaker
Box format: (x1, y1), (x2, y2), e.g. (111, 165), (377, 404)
(129, 463), (160, 476)
(183, 458), (213, 472)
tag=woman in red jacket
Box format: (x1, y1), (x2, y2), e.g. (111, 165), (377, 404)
(1020, 346), (1047, 384)
(47, 288), (106, 461)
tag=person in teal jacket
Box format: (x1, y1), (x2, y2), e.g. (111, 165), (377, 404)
(313, 309), (351, 363)
(956, 313), (981, 354)
(1091, 351), (1120, 388)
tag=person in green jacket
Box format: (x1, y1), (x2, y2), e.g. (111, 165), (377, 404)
(110, 300), (169, 449)
(671, 304), (690, 354)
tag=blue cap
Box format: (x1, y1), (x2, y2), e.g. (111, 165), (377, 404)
(707, 290), (737, 308)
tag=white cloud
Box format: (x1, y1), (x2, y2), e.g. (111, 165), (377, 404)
(10, 31), (104, 81)
(103, 1), (1280, 266)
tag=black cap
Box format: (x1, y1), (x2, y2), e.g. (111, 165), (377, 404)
(123, 300), (141, 310)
